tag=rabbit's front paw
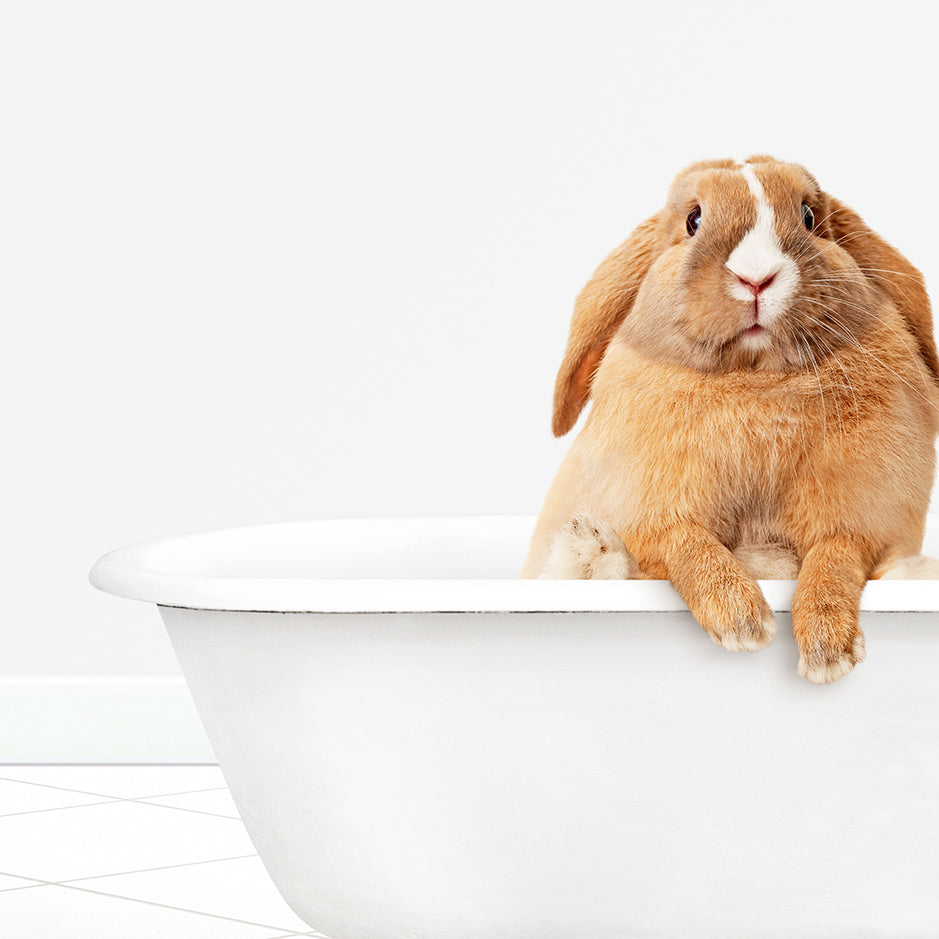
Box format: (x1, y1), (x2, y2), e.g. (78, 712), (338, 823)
(793, 576), (866, 683)
(540, 515), (638, 580)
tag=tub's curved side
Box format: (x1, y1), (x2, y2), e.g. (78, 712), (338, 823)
(161, 603), (939, 939)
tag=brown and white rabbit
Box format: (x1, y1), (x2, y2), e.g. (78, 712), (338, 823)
(522, 156), (939, 684)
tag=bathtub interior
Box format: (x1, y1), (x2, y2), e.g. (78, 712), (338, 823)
(97, 512), (939, 579)
(105, 516), (533, 579)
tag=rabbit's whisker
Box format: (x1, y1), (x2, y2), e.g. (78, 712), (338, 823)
(800, 297), (939, 413)
(793, 313), (861, 449)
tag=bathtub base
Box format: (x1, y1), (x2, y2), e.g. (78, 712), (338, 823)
(162, 606), (939, 939)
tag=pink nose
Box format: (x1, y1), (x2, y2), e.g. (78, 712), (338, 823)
(736, 273), (776, 296)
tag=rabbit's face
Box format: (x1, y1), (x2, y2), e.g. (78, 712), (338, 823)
(552, 153), (937, 438)
(620, 159), (877, 373)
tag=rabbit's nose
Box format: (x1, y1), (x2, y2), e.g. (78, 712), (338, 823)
(735, 273), (777, 296)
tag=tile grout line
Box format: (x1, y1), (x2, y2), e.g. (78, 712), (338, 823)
(0, 778), (241, 820)
(0, 873), (58, 896)
(0, 869), (329, 937)
(0, 872), (48, 893)
(254, 933), (325, 939)
(0, 775), (129, 801)
(0, 798), (123, 819)
(0, 796), (241, 821)
(1, 866), (312, 936)
(126, 786), (230, 799)
(128, 798), (242, 820)
(0, 775), (135, 801)
(251, 930), (330, 939)
(264, 932), (326, 939)
(0, 773), (228, 801)
(51, 853), (261, 886)
(53, 880), (314, 934)
(262, 933), (330, 938)
(0, 854), (260, 890)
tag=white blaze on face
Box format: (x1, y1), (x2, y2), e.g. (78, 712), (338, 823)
(725, 164), (799, 323)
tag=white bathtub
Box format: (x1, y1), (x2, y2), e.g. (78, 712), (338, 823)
(90, 514), (939, 939)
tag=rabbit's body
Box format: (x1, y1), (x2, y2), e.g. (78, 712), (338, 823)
(524, 157), (939, 683)
(527, 319), (935, 578)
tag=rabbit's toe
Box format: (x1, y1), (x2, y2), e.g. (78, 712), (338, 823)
(709, 605), (777, 652)
(540, 515), (638, 579)
(798, 632), (866, 684)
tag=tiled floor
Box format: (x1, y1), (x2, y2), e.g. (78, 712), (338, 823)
(0, 765), (330, 938)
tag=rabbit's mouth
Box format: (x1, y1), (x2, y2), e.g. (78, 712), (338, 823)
(734, 307), (772, 343)
(736, 322), (773, 349)
(729, 319), (781, 365)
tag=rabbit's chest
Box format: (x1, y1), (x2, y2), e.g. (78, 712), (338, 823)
(600, 365), (825, 517)
(588, 351), (886, 537)
(641, 389), (798, 494)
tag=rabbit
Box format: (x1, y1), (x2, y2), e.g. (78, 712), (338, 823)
(522, 156), (939, 683)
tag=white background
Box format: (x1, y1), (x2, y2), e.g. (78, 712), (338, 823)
(3, 1), (938, 679)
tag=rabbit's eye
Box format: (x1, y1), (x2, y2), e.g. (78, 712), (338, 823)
(801, 202), (815, 231)
(686, 206), (702, 237)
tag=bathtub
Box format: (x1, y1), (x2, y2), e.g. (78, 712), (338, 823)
(90, 514), (939, 939)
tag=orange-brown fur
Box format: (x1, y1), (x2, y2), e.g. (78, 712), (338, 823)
(524, 156), (939, 683)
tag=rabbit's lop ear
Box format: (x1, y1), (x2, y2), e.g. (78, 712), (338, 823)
(552, 214), (663, 436)
(825, 196), (939, 387)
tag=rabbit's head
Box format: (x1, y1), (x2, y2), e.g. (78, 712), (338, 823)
(552, 156), (939, 436)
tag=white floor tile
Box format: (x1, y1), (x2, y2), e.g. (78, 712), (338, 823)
(0, 768), (334, 937)
(0, 799), (256, 882)
(0, 883), (305, 938)
(0, 765), (226, 799)
(138, 786), (241, 819)
(0, 777), (117, 816)
(73, 855), (316, 934)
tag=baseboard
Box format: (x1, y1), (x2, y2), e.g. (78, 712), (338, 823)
(0, 677), (216, 764)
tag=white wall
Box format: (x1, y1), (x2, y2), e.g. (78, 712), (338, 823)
(2, 1), (937, 732)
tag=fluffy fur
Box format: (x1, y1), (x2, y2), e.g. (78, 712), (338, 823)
(523, 156), (939, 683)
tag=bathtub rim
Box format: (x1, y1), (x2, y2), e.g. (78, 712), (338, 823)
(88, 514), (939, 615)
